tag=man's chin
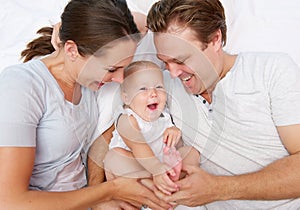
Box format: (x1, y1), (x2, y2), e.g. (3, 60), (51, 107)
(183, 86), (196, 94)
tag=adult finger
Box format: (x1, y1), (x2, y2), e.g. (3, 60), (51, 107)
(164, 185), (194, 207)
(163, 132), (169, 143)
(137, 179), (171, 210)
(181, 164), (198, 175)
(119, 200), (138, 210)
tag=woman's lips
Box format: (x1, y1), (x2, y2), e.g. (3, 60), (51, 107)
(97, 81), (104, 89)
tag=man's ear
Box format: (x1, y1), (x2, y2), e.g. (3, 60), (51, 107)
(212, 29), (223, 51)
(64, 40), (79, 61)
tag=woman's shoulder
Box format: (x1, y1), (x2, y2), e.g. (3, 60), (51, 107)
(0, 60), (51, 86)
(0, 60), (55, 103)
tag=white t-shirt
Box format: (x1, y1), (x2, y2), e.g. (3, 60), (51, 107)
(93, 51), (300, 208)
(0, 59), (98, 191)
(166, 52), (300, 209)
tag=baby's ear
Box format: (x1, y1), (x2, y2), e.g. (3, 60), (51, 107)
(121, 92), (130, 105)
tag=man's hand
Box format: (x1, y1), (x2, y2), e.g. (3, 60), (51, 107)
(165, 165), (221, 207)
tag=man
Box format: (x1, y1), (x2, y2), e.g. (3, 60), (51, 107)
(147, 0), (300, 209)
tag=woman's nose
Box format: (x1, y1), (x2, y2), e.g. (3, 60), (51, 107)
(111, 70), (124, 83)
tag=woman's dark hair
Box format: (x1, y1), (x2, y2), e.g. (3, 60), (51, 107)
(21, 27), (55, 62)
(21, 0), (140, 62)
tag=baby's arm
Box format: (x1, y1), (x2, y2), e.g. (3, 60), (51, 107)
(117, 114), (178, 194)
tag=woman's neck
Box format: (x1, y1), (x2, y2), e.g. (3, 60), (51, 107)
(42, 50), (81, 104)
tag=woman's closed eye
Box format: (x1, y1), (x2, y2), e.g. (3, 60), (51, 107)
(105, 66), (122, 73)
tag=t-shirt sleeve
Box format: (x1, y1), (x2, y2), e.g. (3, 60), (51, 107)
(90, 82), (122, 141)
(0, 68), (44, 146)
(269, 54), (300, 126)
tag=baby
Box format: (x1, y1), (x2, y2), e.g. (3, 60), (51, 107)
(104, 61), (200, 195)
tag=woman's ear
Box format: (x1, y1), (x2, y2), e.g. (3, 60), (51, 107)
(121, 92), (130, 105)
(64, 40), (79, 62)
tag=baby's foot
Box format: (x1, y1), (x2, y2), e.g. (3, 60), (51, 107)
(163, 146), (182, 181)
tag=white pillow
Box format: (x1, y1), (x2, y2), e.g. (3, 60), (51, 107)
(126, 0), (158, 15)
(0, 0), (68, 72)
(1, 0), (300, 73)
(221, 0), (300, 67)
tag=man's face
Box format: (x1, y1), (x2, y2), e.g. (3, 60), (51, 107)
(154, 28), (218, 95)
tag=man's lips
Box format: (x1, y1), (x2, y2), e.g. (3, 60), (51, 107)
(181, 74), (193, 82)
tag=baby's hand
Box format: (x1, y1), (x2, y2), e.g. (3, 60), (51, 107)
(153, 165), (179, 195)
(163, 126), (181, 147)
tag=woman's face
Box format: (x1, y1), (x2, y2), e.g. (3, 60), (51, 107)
(77, 39), (137, 91)
(153, 28), (219, 95)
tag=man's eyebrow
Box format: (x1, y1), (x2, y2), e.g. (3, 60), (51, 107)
(157, 53), (187, 62)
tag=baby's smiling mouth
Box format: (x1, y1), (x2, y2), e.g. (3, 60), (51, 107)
(147, 103), (158, 110)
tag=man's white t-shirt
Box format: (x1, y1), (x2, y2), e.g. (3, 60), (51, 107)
(166, 52), (300, 209)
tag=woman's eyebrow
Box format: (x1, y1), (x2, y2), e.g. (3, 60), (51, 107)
(105, 65), (123, 71)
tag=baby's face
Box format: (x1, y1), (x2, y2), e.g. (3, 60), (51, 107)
(123, 68), (166, 122)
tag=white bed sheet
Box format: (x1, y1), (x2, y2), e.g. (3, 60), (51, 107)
(1, 0), (300, 73)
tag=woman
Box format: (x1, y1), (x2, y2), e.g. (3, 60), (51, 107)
(0, 0), (169, 209)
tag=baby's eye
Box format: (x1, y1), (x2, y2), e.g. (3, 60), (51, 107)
(139, 87), (147, 91)
(156, 85), (164, 89)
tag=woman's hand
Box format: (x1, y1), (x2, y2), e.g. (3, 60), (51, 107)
(153, 169), (179, 195)
(112, 176), (172, 210)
